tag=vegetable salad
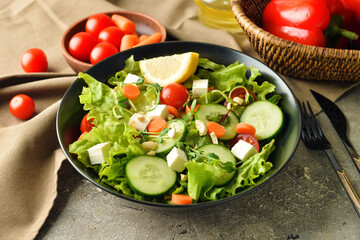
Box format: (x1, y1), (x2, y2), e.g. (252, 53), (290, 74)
(69, 53), (283, 204)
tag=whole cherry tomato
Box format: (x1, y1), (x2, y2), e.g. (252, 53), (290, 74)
(90, 42), (118, 64)
(98, 26), (125, 50)
(9, 94), (35, 119)
(21, 48), (48, 73)
(230, 133), (260, 152)
(80, 113), (95, 133)
(160, 83), (189, 109)
(85, 13), (115, 37)
(68, 32), (97, 62)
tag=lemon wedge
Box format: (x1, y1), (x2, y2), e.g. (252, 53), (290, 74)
(139, 52), (199, 87)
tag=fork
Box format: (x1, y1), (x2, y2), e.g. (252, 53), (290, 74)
(301, 101), (360, 217)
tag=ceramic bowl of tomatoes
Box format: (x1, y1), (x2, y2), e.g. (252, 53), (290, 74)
(61, 10), (166, 73)
(231, 0), (360, 81)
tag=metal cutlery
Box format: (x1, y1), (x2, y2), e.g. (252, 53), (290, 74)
(301, 101), (360, 217)
(311, 90), (360, 173)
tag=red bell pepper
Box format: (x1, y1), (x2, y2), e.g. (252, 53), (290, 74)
(341, 0), (360, 22)
(341, 0), (360, 48)
(263, 0), (358, 48)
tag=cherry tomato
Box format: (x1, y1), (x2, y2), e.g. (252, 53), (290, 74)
(9, 94), (35, 119)
(90, 42), (118, 64)
(98, 26), (125, 50)
(80, 113), (95, 133)
(21, 48), (48, 73)
(230, 87), (257, 101)
(230, 133), (260, 152)
(160, 83), (189, 109)
(68, 32), (97, 62)
(85, 13), (115, 37)
(225, 87), (257, 107)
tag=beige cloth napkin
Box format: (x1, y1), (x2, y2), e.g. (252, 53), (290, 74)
(0, 0), (359, 239)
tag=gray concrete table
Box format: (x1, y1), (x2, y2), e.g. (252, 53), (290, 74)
(37, 85), (360, 240)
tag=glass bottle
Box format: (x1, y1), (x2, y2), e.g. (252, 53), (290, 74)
(194, 0), (242, 33)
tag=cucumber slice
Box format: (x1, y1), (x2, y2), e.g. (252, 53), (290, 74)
(195, 103), (239, 140)
(126, 155), (177, 197)
(197, 144), (236, 186)
(155, 119), (186, 154)
(240, 100), (284, 141)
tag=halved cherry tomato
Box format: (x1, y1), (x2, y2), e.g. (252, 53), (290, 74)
(230, 87), (257, 101)
(80, 113), (95, 133)
(21, 48), (48, 73)
(90, 42), (118, 64)
(85, 13), (115, 37)
(9, 94), (35, 119)
(160, 83), (189, 109)
(68, 32), (97, 62)
(230, 133), (260, 152)
(224, 87), (257, 108)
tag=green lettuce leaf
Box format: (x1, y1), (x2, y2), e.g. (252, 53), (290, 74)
(130, 86), (157, 113)
(205, 187), (225, 201)
(183, 121), (212, 148)
(108, 55), (141, 86)
(185, 161), (216, 201)
(78, 72), (131, 125)
(69, 120), (144, 195)
(198, 58), (226, 71)
(197, 62), (247, 92)
(195, 59), (279, 101)
(225, 139), (275, 195)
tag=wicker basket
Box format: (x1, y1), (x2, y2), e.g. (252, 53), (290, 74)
(231, 0), (360, 81)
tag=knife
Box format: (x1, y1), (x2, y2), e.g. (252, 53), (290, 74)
(311, 90), (360, 173)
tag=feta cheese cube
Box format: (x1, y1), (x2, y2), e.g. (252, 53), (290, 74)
(166, 147), (188, 172)
(146, 104), (169, 120)
(180, 174), (188, 181)
(87, 142), (111, 165)
(167, 127), (176, 139)
(231, 140), (258, 161)
(195, 120), (207, 136)
(210, 132), (218, 144)
(192, 79), (208, 98)
(128, 113), (151, 132)
(124, 73), (141, 84)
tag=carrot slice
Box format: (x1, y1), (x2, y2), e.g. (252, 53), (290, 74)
(207, 121), (225, 138)
(185, 104), (201, 114)
(208, 86), (215, 91)
(138, 34), (149, 42)
(236, 123), (256, 135)
(120, 35), (139, 52)
(127, 31), (139, 39)
(78, 131), (88, 140)
(123, 84), (140, 99)
(147, 117), (167, 132)
(171, 194), (192, 205)
(167, 105), (179, 118)
(134, 32), (162, 47)
(111, 14), (136, 34)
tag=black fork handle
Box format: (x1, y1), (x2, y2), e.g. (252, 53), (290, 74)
(324, 149), (360, 217)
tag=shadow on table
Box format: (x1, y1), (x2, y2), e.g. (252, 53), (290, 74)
(35, 160), (83, 239)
